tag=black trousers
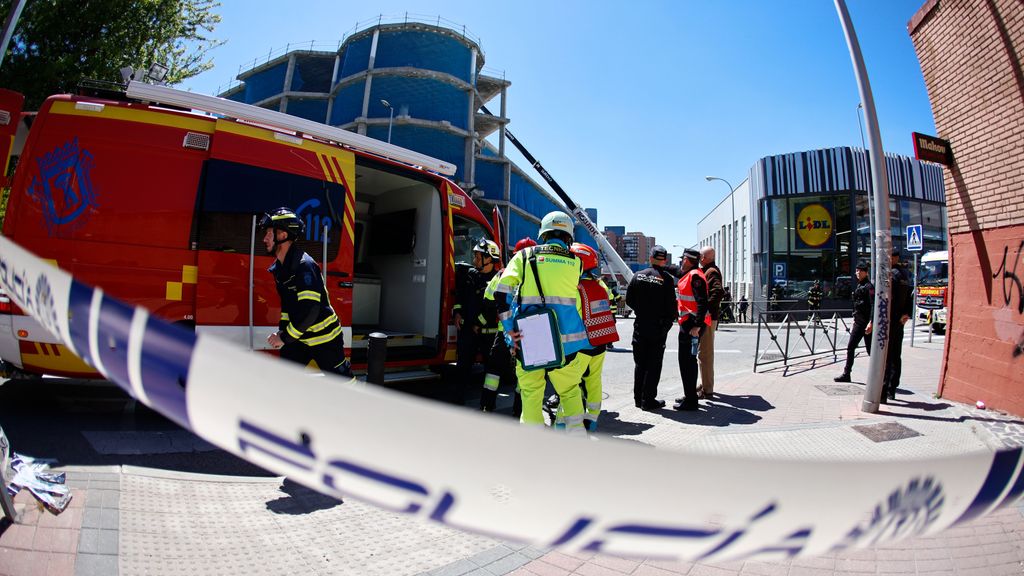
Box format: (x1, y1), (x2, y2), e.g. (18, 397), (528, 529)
(632, 323), (671, 406)
(884, 320), (905, 396)
(455, 329), (491, 403)
(677, 330), (699, 406)
(483, 332), (521, 417)
(280, 337), (350, 375)
(843, 321), (872, 375)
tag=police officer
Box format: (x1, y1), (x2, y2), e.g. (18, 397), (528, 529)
(494, 212), (590, 434)
(453, 239), (502, 404)
(835, 262), (874, 382)
(883, 250), (914, 403)
(260, 207), (351, 376)
(674, 248), (709, 411)
(626, 245), (678, 411)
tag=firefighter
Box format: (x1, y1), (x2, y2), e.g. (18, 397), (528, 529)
(494, 212), (590, 434)
(808, 280), (823, 311)
(569, 242), (619, 430)
(260, 207), (351, 376)
(453, 238), (502, 404)
(674, 248), (709, 411)
(480, 237), (536, 415)
(626, 245), (678, 411)
(883, 250), (914, 403)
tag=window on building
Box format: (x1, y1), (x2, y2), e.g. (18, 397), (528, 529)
(741, 216), (747, 282)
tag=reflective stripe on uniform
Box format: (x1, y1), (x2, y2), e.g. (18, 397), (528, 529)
(280, 312), (290, 321)
(520, 295), (577, 307)
(286, 323), (303, 339)
(561, 331), (588, 344)
(481, 328), (499, 334)
(297, 290), (321, 302)
(483, 374), (500, 391)
(300, 324), (342, 346)
(498, 310), (513, 321)
(586, 401), (602, 412)
(677, 294), (696, 302)
(307, 312), (338, 333)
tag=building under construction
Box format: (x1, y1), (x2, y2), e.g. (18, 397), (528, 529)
(220, 17), (596, 250)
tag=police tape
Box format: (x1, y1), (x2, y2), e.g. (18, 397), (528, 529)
(0, 236), (1021, 562)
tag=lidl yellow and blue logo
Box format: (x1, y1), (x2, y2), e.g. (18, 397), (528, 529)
(795, 202), (834, 249)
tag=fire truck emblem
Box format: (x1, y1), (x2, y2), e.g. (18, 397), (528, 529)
(28, 137), (99, 235)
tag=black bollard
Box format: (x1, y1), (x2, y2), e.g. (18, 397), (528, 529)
(367, 332), (387, 385)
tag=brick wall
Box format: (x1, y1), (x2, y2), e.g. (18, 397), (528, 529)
(910, 0), (1024, 416)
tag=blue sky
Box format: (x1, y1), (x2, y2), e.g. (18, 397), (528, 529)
(181, 0), (936, 250)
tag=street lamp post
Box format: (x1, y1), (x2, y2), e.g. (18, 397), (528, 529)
(380, 99), (394, 144)
(706, 176), (737, 295)
(857, 102), (876, 276)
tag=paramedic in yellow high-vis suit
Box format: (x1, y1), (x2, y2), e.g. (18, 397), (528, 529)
(493, 212), (590, 435)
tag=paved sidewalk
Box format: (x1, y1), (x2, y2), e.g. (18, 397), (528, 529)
(2, 336), (1023, 576)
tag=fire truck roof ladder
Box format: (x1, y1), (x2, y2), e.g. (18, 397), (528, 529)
(125, 81), (457, 177)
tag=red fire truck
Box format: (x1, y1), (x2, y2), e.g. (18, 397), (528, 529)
(0, 82), (498, 380)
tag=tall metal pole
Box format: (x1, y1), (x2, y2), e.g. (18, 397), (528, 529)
(857, 103), (876, 276)
(910, 252), (918, 348)
(0, 0), (26, 71)
(706, 176), (736, 294)
(835, 0), (893, 414)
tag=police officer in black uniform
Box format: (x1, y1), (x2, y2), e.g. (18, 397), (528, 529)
(626, 245), (678, 411)
(835, 261), (874, 382)
(452, 239), (501, 404)
(883, 250), (914, 403)
(260, 207), (351, 376)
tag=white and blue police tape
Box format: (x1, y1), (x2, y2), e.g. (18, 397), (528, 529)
(1, 235), (1022, 562)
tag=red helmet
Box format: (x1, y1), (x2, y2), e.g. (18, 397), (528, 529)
(513, 237), (537, 253)
(570, 243), (599, 271)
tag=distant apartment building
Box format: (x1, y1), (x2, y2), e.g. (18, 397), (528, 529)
(603, 226), (660, 272)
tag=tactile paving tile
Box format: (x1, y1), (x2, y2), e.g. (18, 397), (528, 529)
(852, 422), (923, 443)
(119, 472), (497, 576)
(814, 384), (865, 396)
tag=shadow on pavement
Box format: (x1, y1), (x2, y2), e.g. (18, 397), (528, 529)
(710, 393), (775, 412)
(657, 400), (768, 427)
(598, 411), (655, 437)
(266, 478), (343, 515)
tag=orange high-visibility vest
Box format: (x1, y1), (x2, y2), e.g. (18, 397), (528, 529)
(676, 268), (709, 326)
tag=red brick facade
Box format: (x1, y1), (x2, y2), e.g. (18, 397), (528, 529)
(910, 0), (1024, 416)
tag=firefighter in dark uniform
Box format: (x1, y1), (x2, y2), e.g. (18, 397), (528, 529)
(626, 245), (678, 411)
(835, 261), (874, 382)
(453, 239), (502, 404)
(807, 280), (823, 311)
(883, 250), (914, 403)
(260, 207), (351, 376)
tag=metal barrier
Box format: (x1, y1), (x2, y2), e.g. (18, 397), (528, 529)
(753, 309), (853, 372)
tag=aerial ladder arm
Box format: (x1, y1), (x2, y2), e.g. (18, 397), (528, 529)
(480, 106), (633, 283)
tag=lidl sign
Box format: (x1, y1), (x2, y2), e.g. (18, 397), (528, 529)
(795, 202), (834, 249)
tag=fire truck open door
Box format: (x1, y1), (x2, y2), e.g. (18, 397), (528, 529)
(192, 120), (354, 352)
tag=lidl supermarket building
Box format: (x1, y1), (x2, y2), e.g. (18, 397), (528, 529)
(697, 147), (947, 312)
(219, 19), (595, 251)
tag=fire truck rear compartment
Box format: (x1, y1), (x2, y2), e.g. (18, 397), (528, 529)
(349, 162), (443, 363)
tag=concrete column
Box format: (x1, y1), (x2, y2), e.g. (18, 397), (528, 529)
(465, 47), (478, 187)
(280, 53), (296, 113)
(358, 29), (380, 136)
(498, 85), (507, 158)
(325, 54), (341, 124)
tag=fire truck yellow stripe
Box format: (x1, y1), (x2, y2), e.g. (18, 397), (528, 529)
(51, 101), (215, 133)
(182, 265), (197, 284)
(317, 154), (335, 183)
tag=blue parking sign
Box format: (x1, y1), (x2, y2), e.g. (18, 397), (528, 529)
(906, 225), (923, 252)
(773, 262), (787, 280)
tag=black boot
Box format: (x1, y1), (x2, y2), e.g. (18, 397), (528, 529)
(834, 373), (851, 382)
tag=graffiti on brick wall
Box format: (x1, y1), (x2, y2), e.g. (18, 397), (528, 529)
(990, 240), (1024, 358)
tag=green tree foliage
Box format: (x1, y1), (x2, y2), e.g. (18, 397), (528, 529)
(0, 0), (224, 109)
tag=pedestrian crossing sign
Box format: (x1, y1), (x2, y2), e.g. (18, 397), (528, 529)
(906, 224), (923, 252)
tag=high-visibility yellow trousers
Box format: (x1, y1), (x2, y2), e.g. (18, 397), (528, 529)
(517, 353), (588, 434)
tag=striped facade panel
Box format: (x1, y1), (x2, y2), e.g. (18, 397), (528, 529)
(748, 147), (945, 202)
